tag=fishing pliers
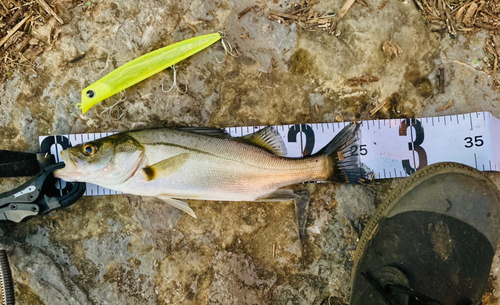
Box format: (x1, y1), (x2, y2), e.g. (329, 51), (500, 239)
(0, 151), (85, 305)
(0, 150), (85, 223)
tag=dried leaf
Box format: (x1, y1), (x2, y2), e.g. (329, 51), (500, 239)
(455, 2), (469, 22)
(436, 100), (453, 112)
(23, 45), (43, 60)
(382, 41), (403, 60)
(462, 2), (478, 27)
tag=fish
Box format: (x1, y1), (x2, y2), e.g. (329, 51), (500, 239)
(54, 124), (371, 218)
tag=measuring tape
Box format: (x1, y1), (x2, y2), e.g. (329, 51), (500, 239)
(39, 111), (500, 196)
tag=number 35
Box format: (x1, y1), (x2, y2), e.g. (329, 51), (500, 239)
(464, 136), (484, 148)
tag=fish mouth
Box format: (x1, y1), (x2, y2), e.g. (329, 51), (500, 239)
(54, 150), (81, 181)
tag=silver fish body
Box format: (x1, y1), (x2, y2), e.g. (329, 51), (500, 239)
(55, 125), (368, 217)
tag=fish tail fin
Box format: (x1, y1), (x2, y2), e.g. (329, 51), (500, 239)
(317, 123), (373, 184)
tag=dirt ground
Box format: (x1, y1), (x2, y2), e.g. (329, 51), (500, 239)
(0, 0), (500, 304)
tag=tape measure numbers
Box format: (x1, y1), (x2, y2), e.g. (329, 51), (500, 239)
(39, 111), (500, 196)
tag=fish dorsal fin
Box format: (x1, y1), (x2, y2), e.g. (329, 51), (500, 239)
(143, 153), (190, 181)
(157, 195), (197, 218)
(238, 126), (287, 156)
(173, 127), (230, 138)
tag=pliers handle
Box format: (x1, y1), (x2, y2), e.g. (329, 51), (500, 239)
(0, 152), (85, 223)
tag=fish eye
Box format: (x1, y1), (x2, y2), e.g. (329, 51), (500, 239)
(86, 90), (95, 98)
(82, 143), (98, 156)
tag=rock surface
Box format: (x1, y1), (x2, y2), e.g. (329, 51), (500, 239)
(0, 0), (499, 304)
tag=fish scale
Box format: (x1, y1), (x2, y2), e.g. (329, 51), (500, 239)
(132, 134), (327, 199)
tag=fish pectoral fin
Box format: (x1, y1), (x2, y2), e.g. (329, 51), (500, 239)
(143, 153), (190, 181)
(237, 126), (287, 156)
(157, 195), (197, 218)
(256, 189), (298, 202)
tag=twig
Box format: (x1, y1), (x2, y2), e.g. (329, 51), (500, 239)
(268, 1), (335, 32)
(339, 0), (356, 18)
(438, 67), (445, 94)
(8, 0), (20, 9)
(289, 5), (312, 16)
(15, 35), (31, 53)
(475, 22), (497, 30)
(36, 0), (63, 24)
(422, 0), (433, 13)
(492, 36), (500, 59)
(348, 76), (378, 85)
(269, 10), (307, 21)
(437, 0), (444, 18)
(186, 23), (197, 34)
(480, 9), (499, 21)
(379, 0), (389, 10)
(305, 18), (331, 24)
(329, 21), (337, 34)
(414, 0), (425, 12)
(493, 56), (498, 78)
(370, 100), (387, 116)
(444, 7), (456, 37)
(7, 10), (21, 25)
(69, 52), (86, 64)
(238, 5), (259, 19)
(0, 13), (32, 48)
(357, 0), (368, 6)
(0, 0), (8, 13)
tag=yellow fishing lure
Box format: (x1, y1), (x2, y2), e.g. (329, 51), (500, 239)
(78, 32), (221, 114)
